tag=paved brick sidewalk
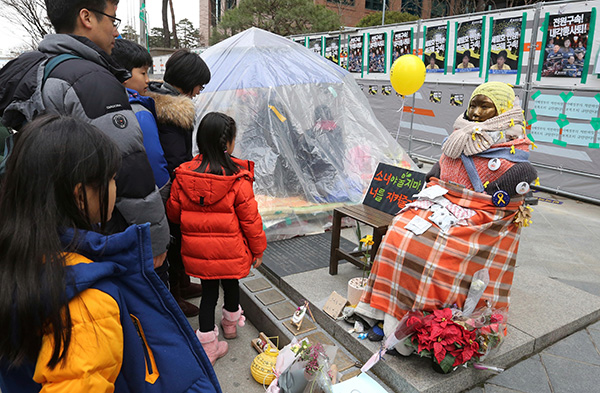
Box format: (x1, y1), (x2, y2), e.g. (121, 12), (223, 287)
(467, 320), (600, 393)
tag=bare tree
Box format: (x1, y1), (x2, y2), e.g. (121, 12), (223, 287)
(0, 0), (52, 48)
(162, 0), (171, 47)
(505, 0), (538, 7)
(326, 0), (353, 26)
(169, 0), (180, 48)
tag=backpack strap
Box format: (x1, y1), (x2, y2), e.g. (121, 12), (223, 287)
(0, 131), (15, 176)
(43, 54), (82, 84)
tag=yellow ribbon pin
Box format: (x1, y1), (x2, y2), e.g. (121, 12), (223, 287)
(496, 193), (507, 205)
(510, 146), (516, 154)
(268, 105), (287, 123)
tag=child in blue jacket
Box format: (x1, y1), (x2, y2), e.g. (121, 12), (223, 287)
(111, 40), (204, 314)
(111, 39), (170, 190)
(0, 115), (221, 393)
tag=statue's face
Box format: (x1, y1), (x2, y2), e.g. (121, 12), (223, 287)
(468, 95), (498, 122)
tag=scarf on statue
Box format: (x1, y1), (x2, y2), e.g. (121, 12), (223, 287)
(442, 107), (525, 159)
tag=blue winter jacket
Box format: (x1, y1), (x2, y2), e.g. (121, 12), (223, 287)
(128, 88), (170, 189)
(0, 224), (221, 393)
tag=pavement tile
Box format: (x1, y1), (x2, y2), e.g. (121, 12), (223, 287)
(588, 320), (600, 331)
(463, 387), (485, 393)
(333, 350), (355, 372)
(305, 330), (334, 346)
(486, 354), (551, 393)
(508, 267), (600, 351)
(282, 318), (316, 335)
(543, 330), (600, 366)
(255, 289), (286, 306)
(586, 328), (600, 351)
(244, 278), (272, 293)
(268, 301), (297, 320)
(583, 222), (600, 239)
(482, 385), (527, 393)
(340, 369), (360, 381)
(541, 353), (600, 393)
(555, 279), (600, 298)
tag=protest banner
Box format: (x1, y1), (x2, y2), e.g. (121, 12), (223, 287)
(309, 37), (322, 56)
(348, 35), (364, 73)
(455, 19), (482, 73)
(490, 17), (523, 74)
(325, 36), (340, 64)
(368, 33), (386, 73)
(424, 25), (447, 73)
(392, 30), (412, 64)
(541, 12), (591, 78)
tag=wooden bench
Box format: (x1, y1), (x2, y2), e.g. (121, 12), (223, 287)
(329, 204), (394, 275)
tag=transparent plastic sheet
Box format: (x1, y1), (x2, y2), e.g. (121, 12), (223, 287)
(196, 28), (417, 240)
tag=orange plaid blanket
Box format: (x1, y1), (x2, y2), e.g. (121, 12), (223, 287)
(361, 178), (524, 321)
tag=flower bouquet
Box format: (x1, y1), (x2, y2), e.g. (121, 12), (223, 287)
(295, 342), (337, 393)
(404, 305), (506, 373)
(360, 268), (507, 374)
(273, 340), (337, 393)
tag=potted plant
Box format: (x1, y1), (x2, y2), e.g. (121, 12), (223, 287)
(347, 232), (373, 306)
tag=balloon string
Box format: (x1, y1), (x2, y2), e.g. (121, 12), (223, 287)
(395, 95), (406, 142)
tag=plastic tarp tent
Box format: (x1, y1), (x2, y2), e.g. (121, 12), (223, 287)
(196, 27), (416, 240)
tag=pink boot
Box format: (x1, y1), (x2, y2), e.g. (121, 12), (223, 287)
(221, 305), (246, 339)
(196, 326), (228, 365)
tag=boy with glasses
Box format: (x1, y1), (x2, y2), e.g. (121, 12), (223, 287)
(0, 0), (170, 269)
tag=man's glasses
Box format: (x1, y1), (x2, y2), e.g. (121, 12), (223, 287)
(88, 8), (121, 29)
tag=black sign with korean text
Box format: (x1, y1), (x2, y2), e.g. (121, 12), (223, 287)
(363, 163), (426, 215)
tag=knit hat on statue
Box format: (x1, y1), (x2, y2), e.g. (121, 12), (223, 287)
(470, 81), (516, 114)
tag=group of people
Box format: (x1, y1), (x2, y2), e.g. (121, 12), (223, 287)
(0, 1), (543, 390)
(0, 0), (266, 391)
(368, 46), (385, 73)
(544, 37), (587, 77)
(348, 48), (363, 72)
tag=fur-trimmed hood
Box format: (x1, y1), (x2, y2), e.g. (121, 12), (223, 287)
(147, 83), (195, 131)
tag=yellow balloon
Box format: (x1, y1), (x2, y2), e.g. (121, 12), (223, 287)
(390, 54), (426, 96)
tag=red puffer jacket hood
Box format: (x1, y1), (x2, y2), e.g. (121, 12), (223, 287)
(175, 161), (254, 207)
(167, 156), (266, 280)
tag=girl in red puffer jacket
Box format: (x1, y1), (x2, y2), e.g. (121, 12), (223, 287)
(167, 112), (267, 365)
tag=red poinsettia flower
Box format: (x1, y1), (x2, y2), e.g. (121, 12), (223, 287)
(452, 335), (482, 366)
(432, 308), (453, 328)
(406, 306), (507, 371)
(431, 323), (464, 364)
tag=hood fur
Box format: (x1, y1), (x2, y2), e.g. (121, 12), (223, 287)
(147, 92), (195, 130)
